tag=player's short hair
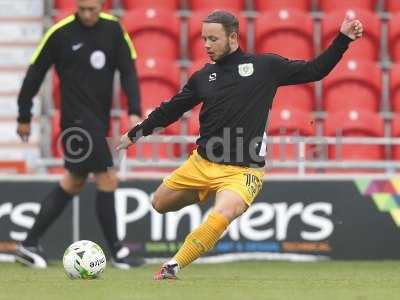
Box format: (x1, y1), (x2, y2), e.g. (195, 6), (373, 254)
(76, 0), (105, 4)
(202, 10), (239, 37)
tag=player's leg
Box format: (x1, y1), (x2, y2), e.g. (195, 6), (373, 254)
(151, 183), (201, 213)
(154, 162), (264, 280)
(15, 171), (87, 268)
(154, 190), (247, 280)
(93, 169), (144, 268)
(151, 150), (210, 214)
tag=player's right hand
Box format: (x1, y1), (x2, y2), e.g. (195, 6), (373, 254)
(17, 122), (31, 142)
(116, 132), (134, 150)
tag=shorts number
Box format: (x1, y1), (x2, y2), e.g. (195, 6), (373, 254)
(244, 173), (262, 197)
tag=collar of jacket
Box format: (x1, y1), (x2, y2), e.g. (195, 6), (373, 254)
(215, 47), (244, 65)
(75, 13), (101, 29)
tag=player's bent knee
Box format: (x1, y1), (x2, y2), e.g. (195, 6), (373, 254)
(151, 184), (200, 214)
(151, 200), (162, 213)
(151, 194), (168, 214)
(151, 187), (178, 214)
(151, 185), (170, 213)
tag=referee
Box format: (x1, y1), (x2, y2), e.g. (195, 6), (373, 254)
(118, 10), (363, 279)
(15, 0), (143, 269)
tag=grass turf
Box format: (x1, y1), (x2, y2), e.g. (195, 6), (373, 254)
(0, 261), (399, 300)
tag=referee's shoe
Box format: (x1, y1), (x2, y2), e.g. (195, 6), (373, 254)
(111, 246), (144, 269)
(15, 243), (48, 268)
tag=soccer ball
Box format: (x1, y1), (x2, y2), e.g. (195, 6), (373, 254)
(63, 240), (106, 279)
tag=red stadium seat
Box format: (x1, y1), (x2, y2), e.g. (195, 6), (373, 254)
(121, 57), (181, 116)
(254, 0), (311, 12)
(53, 10), (75, 22)
(187, 59), (209, 77)
(390, 64), (400, 111)
(187, 0), (245, 11)
(272, 85), (314, 112)
(323, 59), (381, 112)
(119, 112), (181, 161)
(121, 0), (179, 10)
(51, 110), (61, 158)
(267, 108), (315, 135)
(52, 71), (61, 109)
(391, 114), (400, 159)
(267, 109), (316, 161)
(0, 161), (27, 174)
(186, 106), (201, 135)
(324, 110), (384, 160)
(319, 0), (377, 12)
(254, 9), (314, 59)
(188, 10), (247, 61)
(387, 0), (400, 12)
(54, 0), (112, 10)
(47, 166), (65, 174)
(122, 8), (180, 60)
(322, 9), (380, 60)
(388, 14), (400, 62)
(185, 105), (201, 154)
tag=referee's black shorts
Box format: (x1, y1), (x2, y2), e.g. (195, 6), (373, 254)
(59, 127), (113, 174)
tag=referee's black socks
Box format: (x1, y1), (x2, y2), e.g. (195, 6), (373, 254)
(95, 190), (121, 256)
(23, 184), (73, 247)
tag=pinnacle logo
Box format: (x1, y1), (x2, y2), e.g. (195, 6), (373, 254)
(355, 179), (400, 227)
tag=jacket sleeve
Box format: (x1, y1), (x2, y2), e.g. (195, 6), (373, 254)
(127, 74), (202, 142)
(267, 32), (353, 87)
(17, 28), (57, 123)
(116, 24), (142, 117)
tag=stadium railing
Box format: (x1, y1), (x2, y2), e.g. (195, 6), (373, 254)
(29, 135), (400, 176)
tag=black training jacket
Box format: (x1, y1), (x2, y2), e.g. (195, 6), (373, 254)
(128, 32), (352, 167)
(18, 13), (141, 134)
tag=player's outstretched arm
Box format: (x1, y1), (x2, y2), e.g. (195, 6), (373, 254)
(271, 13), (363, 86)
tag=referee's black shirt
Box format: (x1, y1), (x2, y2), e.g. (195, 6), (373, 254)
(18, 13), (141, 135)
(128, 32), (352, 167)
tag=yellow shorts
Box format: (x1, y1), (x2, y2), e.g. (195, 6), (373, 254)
(163, 150), (264, 206)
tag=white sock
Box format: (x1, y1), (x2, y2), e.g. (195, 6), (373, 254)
(166, 258), (180, 274)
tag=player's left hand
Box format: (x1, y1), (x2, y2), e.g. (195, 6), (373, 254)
(17, 122), (31, 142)
(340, 12), (363, 40)
(116, 132), (133, 150)
(129, 114), (141, 127)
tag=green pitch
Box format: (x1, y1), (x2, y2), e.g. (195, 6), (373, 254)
(1, 261), (399, 300)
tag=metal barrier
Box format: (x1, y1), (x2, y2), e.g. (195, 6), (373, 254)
(29, 135), (400, 176)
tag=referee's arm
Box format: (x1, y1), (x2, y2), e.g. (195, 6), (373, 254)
(17, 30), (56, 124)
